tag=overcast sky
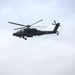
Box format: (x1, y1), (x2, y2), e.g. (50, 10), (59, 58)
(0, 0), (75, 75)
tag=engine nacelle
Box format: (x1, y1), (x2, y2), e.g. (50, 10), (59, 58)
(27, 35), (33, 37)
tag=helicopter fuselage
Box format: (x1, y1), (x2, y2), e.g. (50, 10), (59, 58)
(13, 28), (58, 38)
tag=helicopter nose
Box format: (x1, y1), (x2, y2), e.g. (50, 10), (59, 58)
(13, 33), (16, 36)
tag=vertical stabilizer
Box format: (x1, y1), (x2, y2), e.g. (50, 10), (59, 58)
(53, 23), (60, 32)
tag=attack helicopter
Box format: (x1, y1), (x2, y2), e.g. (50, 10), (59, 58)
(8, 19), (60, 40)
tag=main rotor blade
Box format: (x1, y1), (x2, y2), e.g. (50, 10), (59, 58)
(33, 26), (46, 28)
(30, 19), (43, 26)
(14, 27), (26, 30)
(8, 22), (26, 26)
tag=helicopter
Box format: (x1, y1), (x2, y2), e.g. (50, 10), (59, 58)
(8, 19), (60, 40)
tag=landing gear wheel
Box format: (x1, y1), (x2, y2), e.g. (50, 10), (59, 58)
(25, 38), (27, 40)
(22, 36), (24, 39)
(19, 36), (21, 38)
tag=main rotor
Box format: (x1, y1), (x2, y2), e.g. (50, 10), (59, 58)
(8, 19), (43, 30)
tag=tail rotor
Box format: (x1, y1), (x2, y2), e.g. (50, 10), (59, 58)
(52, 20), (60, 35)
(52, 20), (57, 25)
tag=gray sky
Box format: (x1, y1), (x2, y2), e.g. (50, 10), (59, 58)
(0, 0), (75, 75)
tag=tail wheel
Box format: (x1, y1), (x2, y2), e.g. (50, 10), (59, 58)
(57, 33), (59, 35)
(57, 31), (59, 35)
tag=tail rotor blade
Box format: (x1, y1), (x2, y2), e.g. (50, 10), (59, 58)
(52, 23), (55, 25)
(54, 20), (56, 24)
